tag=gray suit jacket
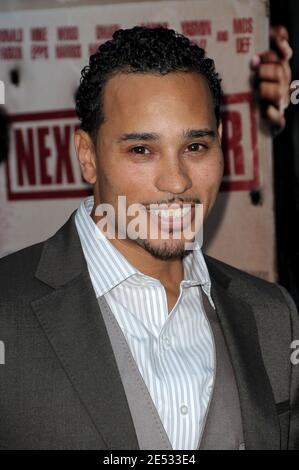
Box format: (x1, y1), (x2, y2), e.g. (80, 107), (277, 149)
(0, 211), (299, 450)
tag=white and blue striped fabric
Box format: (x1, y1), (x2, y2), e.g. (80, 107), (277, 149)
(75, 196), (215, 450)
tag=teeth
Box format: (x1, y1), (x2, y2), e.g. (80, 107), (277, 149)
(148, 207), (191, 218)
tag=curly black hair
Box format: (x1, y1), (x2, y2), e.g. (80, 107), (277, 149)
(75, 26), (222, 143)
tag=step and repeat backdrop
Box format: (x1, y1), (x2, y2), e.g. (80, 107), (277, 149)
(0, 0), (276, 280)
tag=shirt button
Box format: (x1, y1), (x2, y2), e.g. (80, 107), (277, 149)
(180, 404), (189, 415)
(162, 335), (172, 350)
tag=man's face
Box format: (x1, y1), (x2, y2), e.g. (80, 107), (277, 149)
(80, 71), (223, 259)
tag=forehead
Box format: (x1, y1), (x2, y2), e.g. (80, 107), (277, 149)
(101, 71), (216, 130)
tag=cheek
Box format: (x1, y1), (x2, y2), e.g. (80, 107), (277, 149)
(192, 157), (223, 194)
(99, 160), (154, 199)
(210, 158), (224, 189)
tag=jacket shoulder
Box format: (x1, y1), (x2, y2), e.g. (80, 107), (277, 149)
(0, 241), (46, 300)
(205, 254), (290, 301)
(205, 254), (271, 285)
(205, 254), (299, 333)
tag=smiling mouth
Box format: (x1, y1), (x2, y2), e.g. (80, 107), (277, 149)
(147, 206), (192, 217)
(146, 204), (195, 231)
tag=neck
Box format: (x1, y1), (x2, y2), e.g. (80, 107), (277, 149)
(90, 204), (184, 289)
(113, 237), (184, 287)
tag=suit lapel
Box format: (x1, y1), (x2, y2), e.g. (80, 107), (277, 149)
(31, 212), (139, 450)
(206, 258), (280, 449)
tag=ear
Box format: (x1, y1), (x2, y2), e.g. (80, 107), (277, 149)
(74, 129), (97, 184)
(217, 120), (223, 143)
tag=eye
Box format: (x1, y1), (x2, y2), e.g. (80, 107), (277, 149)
(129, 146), (151, 155)
(186, 142), (207, 152)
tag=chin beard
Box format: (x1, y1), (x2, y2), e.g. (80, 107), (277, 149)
(134, 237), (191, 261)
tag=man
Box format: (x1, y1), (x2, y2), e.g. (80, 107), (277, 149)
(0, 27), (298, 450)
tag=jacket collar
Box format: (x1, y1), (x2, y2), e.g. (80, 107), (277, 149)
(32, 210), (139, 449)
(35, 211), (85, 289)
(205, 256), (280, 449)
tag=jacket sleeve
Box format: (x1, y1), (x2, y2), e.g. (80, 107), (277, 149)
(277, 285), (299, 450)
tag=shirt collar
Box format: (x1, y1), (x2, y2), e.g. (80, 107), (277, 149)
(75, 196), (137, 297)
(75, 196), (213, 302)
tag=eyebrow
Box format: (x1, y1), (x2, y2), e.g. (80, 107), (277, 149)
(116, 128), (216, 143)
(117, 132), (160, 143)
(183, 128), (216, 139)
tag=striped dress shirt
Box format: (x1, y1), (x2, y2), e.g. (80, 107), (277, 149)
(75, 196), (215, 450)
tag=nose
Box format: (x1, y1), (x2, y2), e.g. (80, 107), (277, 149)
(155, 155), (192, 195)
